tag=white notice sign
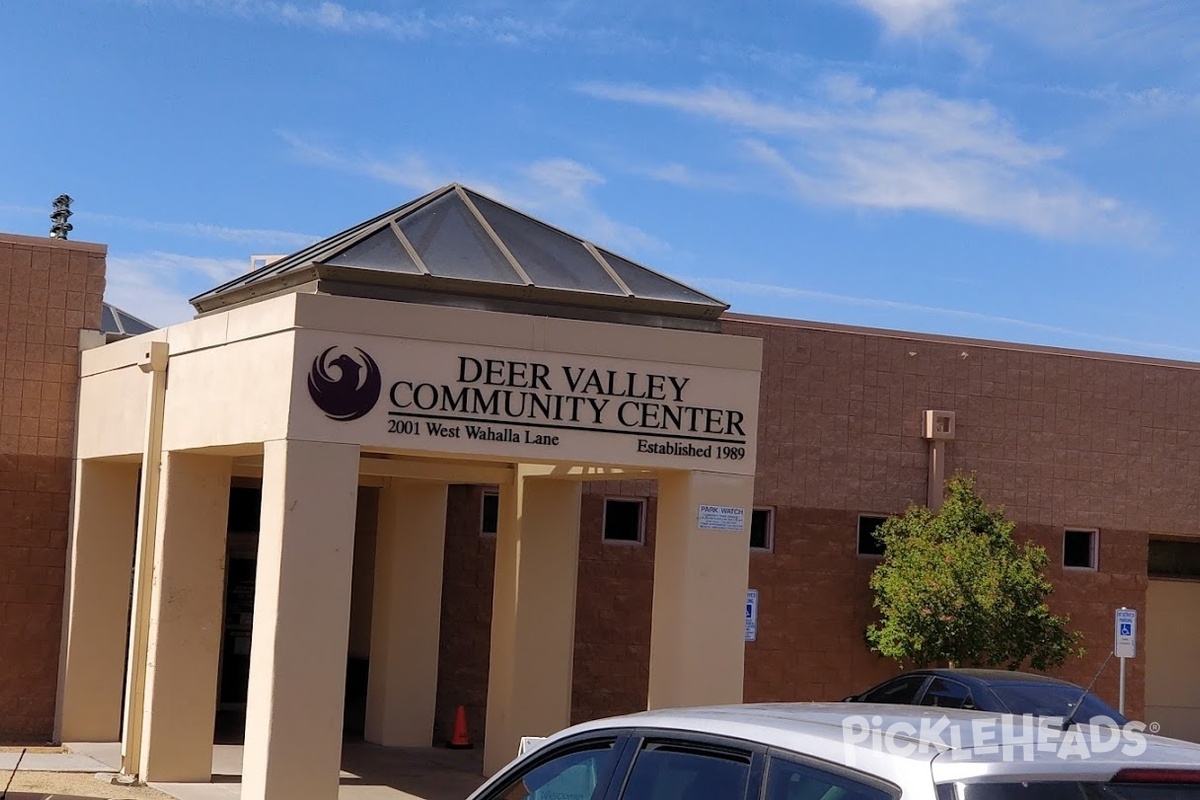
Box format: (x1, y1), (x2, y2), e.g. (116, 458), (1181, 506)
(698, 505), (746, 531)
(746, 590), (759, 642)
(1115, 607), (1137, 659)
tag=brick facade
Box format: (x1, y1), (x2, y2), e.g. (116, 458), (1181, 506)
(0, 233), (105, 742)
(2, 230), (1182, 741)
(432, 314), (1200, 738)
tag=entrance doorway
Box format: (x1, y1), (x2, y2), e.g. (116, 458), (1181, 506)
(215, 483), (378, 743)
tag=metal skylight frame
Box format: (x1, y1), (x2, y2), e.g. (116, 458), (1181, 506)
(455, 184), (534, 286)
(189, 182), (730, 323)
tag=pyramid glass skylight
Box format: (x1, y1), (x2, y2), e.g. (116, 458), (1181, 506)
(190, 184), (728, 326)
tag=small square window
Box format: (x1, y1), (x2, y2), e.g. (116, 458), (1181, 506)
(603, 498), (644, 544)
(480, 489), (499, 536)
(857, 515), (888, 557)
(750, 508), (774, 551)
(1064, 529), (1098, 570)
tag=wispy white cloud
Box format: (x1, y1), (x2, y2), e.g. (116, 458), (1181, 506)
(846, 0), (986, 61)
(845, 1), (1200, 67)
(0, 202), (317, 249)
(985, 0), (1200, 60)
(278, 131), (667, 256)
(84, 212), (319, 249)
(851, 0), (963, 35)
(578, 78), (1152, 242)
(134, 0), (652, 49)
(105, 251), (248, 327)
(704, 276), (1200, 358)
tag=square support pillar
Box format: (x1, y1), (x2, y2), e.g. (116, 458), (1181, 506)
(648, 470), (755, 710)
(138, 452), (233, 782)
(242, 440), (361, 800)
(483, 472), (582, 776)
(365, 479), (448, 747)
(56, 459), (139, 743)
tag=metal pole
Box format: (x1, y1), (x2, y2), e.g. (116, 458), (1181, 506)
(1119, 656), (1127, 716)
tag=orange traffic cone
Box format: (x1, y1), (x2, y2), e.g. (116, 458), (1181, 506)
(447, 705), (473, 749)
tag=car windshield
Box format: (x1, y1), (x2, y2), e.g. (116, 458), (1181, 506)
(954, 782), (1200, 799)
(989, 683), (1126, 724)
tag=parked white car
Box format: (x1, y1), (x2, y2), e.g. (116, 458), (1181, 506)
(469, 702), (1200, 800)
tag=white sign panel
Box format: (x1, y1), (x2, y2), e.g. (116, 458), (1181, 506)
(746, 590), (759, 642)
(1115, 607), (1137, 659)
(698, 505), (746, 531)
(294, 332), (757, 475)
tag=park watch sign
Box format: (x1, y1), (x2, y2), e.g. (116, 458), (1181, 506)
(296, 337), (756, 471)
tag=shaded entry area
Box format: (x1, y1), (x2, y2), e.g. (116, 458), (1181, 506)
(214, 484), (379, 744)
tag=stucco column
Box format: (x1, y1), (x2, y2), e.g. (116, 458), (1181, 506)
(483, 472), (582, 776)
(648, 470), (754, 710)
(138, 452), (233, 782)
(365, 479), (448, 747)
(56, 459), (139, 743)
(242, 439), (361, 800)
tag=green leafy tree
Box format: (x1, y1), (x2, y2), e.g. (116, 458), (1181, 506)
(865, 473), (1083, 670)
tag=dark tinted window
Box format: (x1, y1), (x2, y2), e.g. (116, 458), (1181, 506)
(228, 486), (262, 532)
(766, 758), (893, 800)
(919, 678), (973, 709)
(989, 683), (1125, 725)
(1149, 539), (1200, 579)
(492, 741), (615, 800)
(481, 491), (499, 535)
(751, 508), (773, 550)
(858, 515), (887, 556)
(620, 742), (750, 800)
(604, 499), (644, 543)
(860, 675), (928, 705)
(1063, 529), (1097, 569)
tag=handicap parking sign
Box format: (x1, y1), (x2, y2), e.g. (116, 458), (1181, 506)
(1114, 608), (1137, 658)
(745, 590), (758, 642)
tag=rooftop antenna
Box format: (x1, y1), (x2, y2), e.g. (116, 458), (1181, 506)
(50, 194), (73, 239)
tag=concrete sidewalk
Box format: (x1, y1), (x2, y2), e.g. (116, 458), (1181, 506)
(0, 747), (114, 773)
(58, 742), (487, 800)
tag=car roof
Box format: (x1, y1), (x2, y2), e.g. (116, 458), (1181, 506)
(907, 668), (1076, 686)
(548, 702), (1200, 786)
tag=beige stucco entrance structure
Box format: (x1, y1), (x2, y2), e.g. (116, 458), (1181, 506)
(54, 185), (762, 800)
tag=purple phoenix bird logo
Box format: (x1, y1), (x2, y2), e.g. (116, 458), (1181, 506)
(307, 346), (382, 421)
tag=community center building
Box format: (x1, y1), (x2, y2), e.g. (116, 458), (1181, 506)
(2, 185), (1200, 800)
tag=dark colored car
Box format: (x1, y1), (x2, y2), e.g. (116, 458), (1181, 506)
(843, 668), (1129, 726)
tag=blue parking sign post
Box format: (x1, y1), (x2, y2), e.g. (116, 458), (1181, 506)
(745, 590), (758, 642)
(1114, 607), (1137, 715)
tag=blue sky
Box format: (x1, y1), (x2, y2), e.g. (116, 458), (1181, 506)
(2, 1), (1199, 359)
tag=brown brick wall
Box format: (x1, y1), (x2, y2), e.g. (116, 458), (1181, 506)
(434, 484), (496, 745)
(0, 234), (105, 742)
(433, 315), (1187, 737)
(570, 485), (656, 727)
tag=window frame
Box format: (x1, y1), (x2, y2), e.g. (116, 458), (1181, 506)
(858, 674), (932, 705)
(917, 676), (976, 710)
(1062, 527), (1099, 571)
(762, 749), (901, 800)
(476, 731), (629, 800)
(856, 513), (890, 558)
(750, 507), (775, 552)
(595, 728), (901, 800)
(606, 729), (765, 800)
(602, 496), (646, 546)
(480, 487), (500, 537)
